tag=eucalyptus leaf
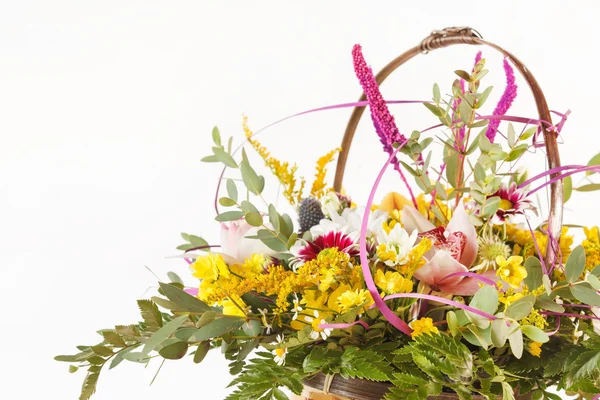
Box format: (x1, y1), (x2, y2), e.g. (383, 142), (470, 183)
(505, 295), (535, 321)
(521, 325), (549, 343)
(190, 317), (245, 342)
(193, 341), (211, 364)
(433, 83), (441, 103)
(142, 314), (188, 355)
(226, 179), (238, 202)
(563, 175), (573, 203)
(565, 245), (586, 283)
(587, 273), (600, 290)
(586, 152), (600, 175)
(159, 282), (212, 313)
(447, 311), (459, 337)
(215, 211), (245, 222)
(212, 126), (222, 146)
(523, 256), (543, 290)
(491, 318), (509, 348)
(213, 147), (238, 168)
(219, 197), (237, 207)
(507, 324), (523, 359)
(158, 340), (188, 360)
(575, 183), (600, 192)
(571, 283), (600, 306)
(245, 212), (263, 227)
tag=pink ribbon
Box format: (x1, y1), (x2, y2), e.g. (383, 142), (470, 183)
(381, 293), (497, 321)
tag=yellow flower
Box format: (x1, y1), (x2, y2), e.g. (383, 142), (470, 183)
(583, 226), (600, 272)
(398, 237), (432, 277)
(374, 269), (413, 294)
(310, 148), (341, 199)
(522, 309), (548, 329)
(528, 341), (542, 357)
(191, 253), (230, 281)
(243, 116), (305, 205)
(496, 255), (527, 288)
(498, 288), (524, 307)
(336, 289), (373, 313)
(410, 317), (439, 339)
(222, 295), (247, 317)
(507, 225), (573, 261)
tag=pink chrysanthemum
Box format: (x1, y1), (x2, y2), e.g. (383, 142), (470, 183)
(297, 231), (359, 262)
(490, 182), (535, 223)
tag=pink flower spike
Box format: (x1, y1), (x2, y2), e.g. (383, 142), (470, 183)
(485, 58), (518, 142)
(352, 44), (417, 208)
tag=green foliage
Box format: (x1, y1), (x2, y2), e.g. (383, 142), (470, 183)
(137, 299), (163, 332)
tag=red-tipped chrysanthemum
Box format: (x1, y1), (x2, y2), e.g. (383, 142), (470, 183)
(490, 182), (535, 223)
(297, 231), (360, 262)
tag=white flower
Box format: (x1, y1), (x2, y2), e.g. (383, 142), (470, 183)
(320, 192), (341, 218)
(375, 223), (418, 266)
(272, 334), (287, 365)
(291, 293), (303, 320)
(220, 219), (277, 264)
(259, 308), (272, 334)
(304, 310), (332, 340)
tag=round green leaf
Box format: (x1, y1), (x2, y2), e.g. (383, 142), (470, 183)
(587, 273), (600, 290)
(193, 341), (211, 364)
(508, 324), (523, 359)
(521, 325), (549, 343)
(245, 212), (263, 227)
(219, 197), (237, 207)
(158, 340), (188, 360)
(565, 245), (586, 283)
(505, 295), (535, 321)
(571, 283), (600, 306)
(242, 320), (262, 337)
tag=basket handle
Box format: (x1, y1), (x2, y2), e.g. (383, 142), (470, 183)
(333, 27), (563, 265)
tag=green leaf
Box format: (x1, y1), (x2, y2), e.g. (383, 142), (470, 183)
(454, 70), (471, 81)
(505, 295), (535, 320)
(571, 283), (600, 306)
(479, 134), (492, 152)
(215, 210), (245, 222)
(447, 311), (459, 336)
(445, 153), (459, 188)
(219, 197), (237, 207)
(240, 155), (263, 195)
(563, 175), (573, 203)
(586, 152), (600, 175)
(475, 86), (493, 109)
(524, 256), (543, 290)
(575, 183), (600, 192)
(470, 285), (499, 314)
(520, 126), (537, 141)
(68, 365), (79, 373)
(458, 98), (472, 124)
(190, 317), (245, 342)
(508, 325), (523, 359)
(142, 314), (188, 355)
(432, 83), (441, 103)
(109, 346), (138, 369)
(565, 245), (586, 283)
(91, 345), (113, 357)
(212, 126), (222, 146)
(167, 271), (183, 284)
(201, 155), (219, 163)
(501, 382), (516, 400)
(587, 273), (600, 290)
(481, 196), (500, 218)
(535, 295), (565, 313)
(507, 123), (516, 148)
(521, 325), (549, 343)
(268, 204), (280, 232)
(151, 296), (180, 311)
(159, 282), (212, 313)
(245, 212), (263, 227)
(137, 299), (163, 331)
(226, 179), (238, 202)
(490, 318), (509, 348)
(100, 330), (126, 347)
(213, 147), (238, 168)
(506, 144), (528, 162)
(566, 350), (600, 386)
(193, 341), (211, 364)
(467, 119), (489, 128)
(79, 372), (100, 400)
(424, 102), (444, 117)
(158, 340), (188, 360)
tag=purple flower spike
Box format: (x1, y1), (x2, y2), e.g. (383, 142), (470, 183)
(485, 58), (518, 142)
(352, 45), (417, 206)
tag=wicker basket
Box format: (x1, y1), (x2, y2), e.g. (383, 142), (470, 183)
(301, 26), (563, 400)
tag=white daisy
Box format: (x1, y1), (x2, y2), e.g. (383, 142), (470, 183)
(291, 293), (303, 320)
(259, 308), (272, 334)
(271, 334), (287, 366)
(304, 310), (332, 340)
(375, 223), (418, 266)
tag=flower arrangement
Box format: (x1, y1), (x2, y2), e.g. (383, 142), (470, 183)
(57, 38), (600, 400)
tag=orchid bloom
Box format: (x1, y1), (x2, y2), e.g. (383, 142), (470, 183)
(402, 203), (495, 295)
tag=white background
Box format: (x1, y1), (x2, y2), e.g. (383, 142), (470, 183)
(2, 1), (600, 399)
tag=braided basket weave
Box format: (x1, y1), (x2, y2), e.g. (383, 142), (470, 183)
(298, 26), (560, 400)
